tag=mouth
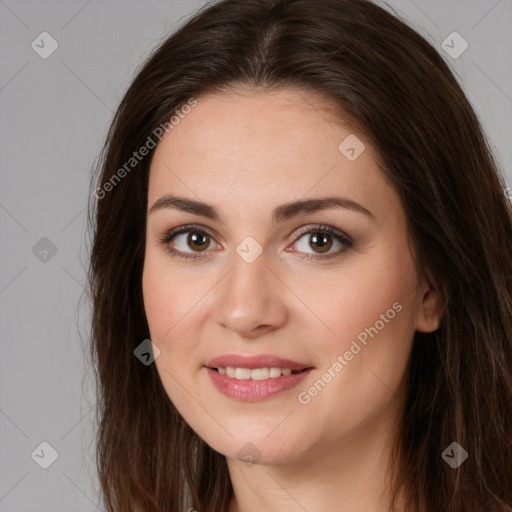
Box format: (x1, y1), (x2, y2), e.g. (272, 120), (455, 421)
(203, 354), (314, 401)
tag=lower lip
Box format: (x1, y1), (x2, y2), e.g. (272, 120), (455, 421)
(205, 367), (312, 401)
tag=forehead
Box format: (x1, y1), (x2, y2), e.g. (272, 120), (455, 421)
(147, 88), (392, 219)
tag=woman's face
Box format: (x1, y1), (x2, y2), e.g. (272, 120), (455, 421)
(142, 88), (442, 466)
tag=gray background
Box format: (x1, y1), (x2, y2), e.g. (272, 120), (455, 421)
(0, 0), (511, 510)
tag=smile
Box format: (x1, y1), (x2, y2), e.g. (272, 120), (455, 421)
(203, 354), (314, 401)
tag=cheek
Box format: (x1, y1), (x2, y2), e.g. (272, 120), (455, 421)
(142, 258), (195, 403)
(142, 251), (198, 340)
(142, 257), (197, 409)
(142, 253), (167, 332)
(293, 244), (417, 352)
(296, 243), (417, 409)
(142, 252), (205, 381)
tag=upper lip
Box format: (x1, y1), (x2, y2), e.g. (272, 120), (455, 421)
(204, 354), (313, 371)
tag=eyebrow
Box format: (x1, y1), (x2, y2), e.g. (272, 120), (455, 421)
(148, 194), (375, 223)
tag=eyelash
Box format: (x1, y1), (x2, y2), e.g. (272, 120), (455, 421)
(158, 223), (353, 261)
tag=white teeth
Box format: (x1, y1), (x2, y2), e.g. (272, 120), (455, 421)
(250, 368), (270, 380)
(269, 367), (282, 378)
(217, 366), (298, 380)
(235, 367), (251, 379)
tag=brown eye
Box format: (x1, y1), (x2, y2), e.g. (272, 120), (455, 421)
(290, 224), (353, 260)
(308, 232), (333, 253)
(186, 231), (210, 252)
(160, 225), (217, 260)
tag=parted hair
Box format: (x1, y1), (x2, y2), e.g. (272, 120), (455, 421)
(87, 0), (512, 510)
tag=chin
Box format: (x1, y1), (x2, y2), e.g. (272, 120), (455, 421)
(192, 422), (312, 466)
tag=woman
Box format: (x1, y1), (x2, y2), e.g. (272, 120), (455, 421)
(87, 0), (512, 511)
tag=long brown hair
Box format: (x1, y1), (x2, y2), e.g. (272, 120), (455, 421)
(86, 0), (512, 510)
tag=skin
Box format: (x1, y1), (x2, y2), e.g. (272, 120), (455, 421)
(142, 88), (444, 512)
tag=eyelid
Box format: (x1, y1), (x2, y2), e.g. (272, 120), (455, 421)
(158, 223), (217, 245)
(291, 224), (353, 245)
(157, 223), (220, 256)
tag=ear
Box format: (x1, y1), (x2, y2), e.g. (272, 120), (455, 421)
(415, 276), (445, 333)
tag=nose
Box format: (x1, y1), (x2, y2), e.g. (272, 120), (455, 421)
(212, 250), (289, 339)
